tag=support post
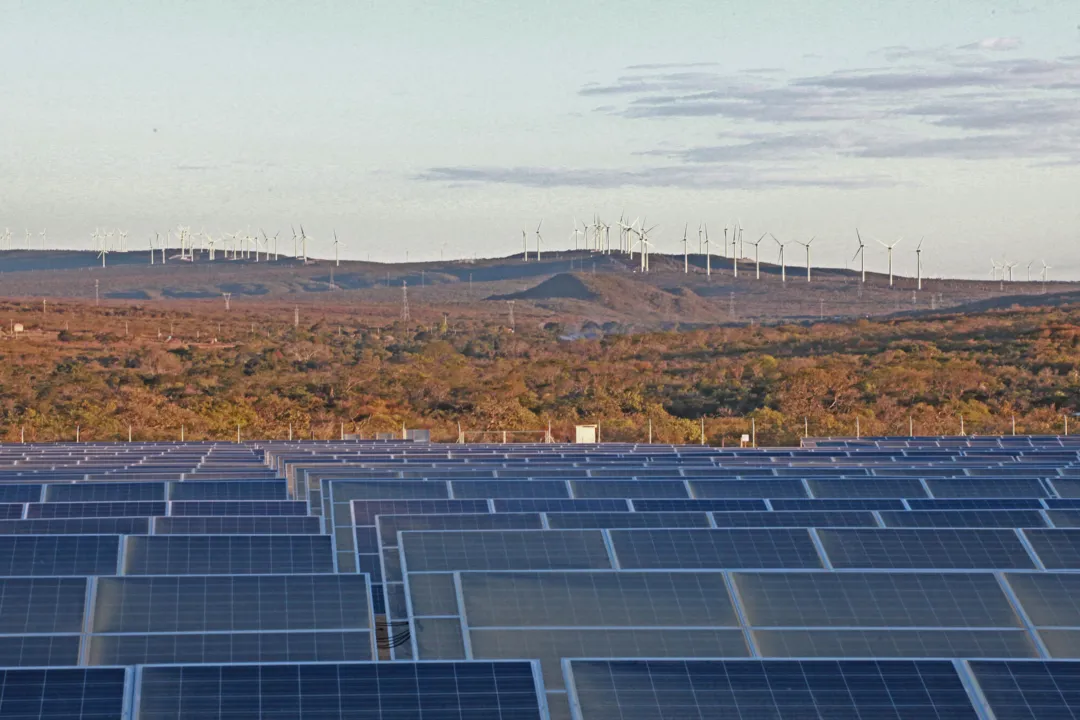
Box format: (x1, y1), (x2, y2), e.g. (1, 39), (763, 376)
(751, 418), (756, 448)
(701, 417), (705, 446)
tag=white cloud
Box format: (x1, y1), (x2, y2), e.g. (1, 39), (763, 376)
(960, 37), (1022, 51)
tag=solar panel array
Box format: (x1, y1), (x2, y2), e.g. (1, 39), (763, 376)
(2, 437), (1080, 717)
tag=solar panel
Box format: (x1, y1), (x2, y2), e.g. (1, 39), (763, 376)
(375, 513), (543, 548)
(709, 510), (878, 528)
(166, 480), (287, 500)
(0, 535), (120, 576)
(0, 668), (128, 720)
(927, 478), (1051, 498)
(808, 478), (930, 498)
(92, 575), (370, 632)
(752, 629), (1040, 658)
(1004, 573), (1080, 626)
(609, 528), (823, 569)
(565, 659), (979, 719)
(731, 572), (1023, 628)
(0, 578), (87, 633)
(689, 479), (809, 498)
(629, 499), (766, 512)
(1021, 530), (1080, 569)
(571, 481), (689, 499)
(969, 660), (1080, 720)
(87, 630), (373, 665)
(0, 485), (42, 503)
(451, 480), (570, 498)
(44, 481), (165, 502)
(135, 662), (544, 720)
(0, 517), (150, 535)
(26, 501), (165, 518)
(768, 498), (907, 511)
(122, 535), (335, 574)
(545, 512), (711, 530)
(816, 529), (1037, 570)
(0, 636), (81, 666)
(495, 498), (631, 513)
(400, 530), (612, 572)
(456, 571), (738, 628)
(153, 515), (322, 534)
(908, 498), (1047, 511)
(880, 510), (1049, 528)
(169, 500), (308, 516)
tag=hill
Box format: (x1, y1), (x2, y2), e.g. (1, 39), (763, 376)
(1, 248), (1076, 329)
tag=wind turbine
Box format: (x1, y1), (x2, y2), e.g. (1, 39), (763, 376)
(1041, 260), (1051, 292)
(206, 234), (216, 261)
(292, 226), (299, 258)
(770, 234), (789, 283)
(570, 219), (582, 251)
(638, 224), (658, 272)
(795, 236), (815, 282)
(989, 258), (1003, 281)
(1026, 260), (1033, 283)
(682, 224), (689, 274)
(853, 230), (866, 283)
(731, 224), (739, 278)
(522, 228), (528, 261)
(98, 243), (108, 268)
(299, 225), (309, 264)
(876, 237), (902, 287)
(332, 230), (342, 267)
(915, 238), (924, 290)
(750, 233), (766, 280)
(704, 223), (711, 277)
(535, 220), (543, 261)
(40, 229), (46, 251)
(149, 234), (156, 265)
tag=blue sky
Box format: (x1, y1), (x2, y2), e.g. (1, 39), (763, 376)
(1, 0), (1078, 278)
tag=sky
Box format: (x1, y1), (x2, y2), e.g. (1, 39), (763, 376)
(1, 0), (1079, 279)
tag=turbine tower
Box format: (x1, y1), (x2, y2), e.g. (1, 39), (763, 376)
(770, 234), (789, 283)
(915, 238), (924, 291)
(853, 229), (866, 283)
(877, 237), (902, 287)
(750, 233), (766, 280)
(682, 224), (689, 274)
(795, 236), (815, 282)
(535, 220), (543, 261)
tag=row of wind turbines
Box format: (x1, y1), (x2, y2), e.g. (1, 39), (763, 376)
(519, 218), (1055, 289)
(88, 225), (347, 269)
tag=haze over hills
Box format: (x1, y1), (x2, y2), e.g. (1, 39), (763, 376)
(0, 249), (1075, 328)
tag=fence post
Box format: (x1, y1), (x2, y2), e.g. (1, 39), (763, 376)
(700, 417), (705, 446)
(751, 418), (756, 448)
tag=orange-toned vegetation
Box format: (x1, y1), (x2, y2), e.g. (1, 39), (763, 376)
(0, 299), (1077, 446)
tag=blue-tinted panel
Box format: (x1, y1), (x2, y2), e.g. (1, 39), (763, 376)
(631, 499), (767, 512)
(546, 512), (711, 530)
(153, 516), (322, 534)
(88, 631), (372, 665)
(123, 535), (335, 574)
(0, 485), (42, 503)
(567, 659), (978, 720)
(136, 662), (543, 720)
(881, 510), (1049, 528)
(817, 529), (1036, 570)
(808, 478), (929, 498)
(401, 530), (612, 572)
(970, 660), (1080, 720)
(495, 498), (630, 513)
(690, 479), (808, 499)
(350, 500), (489, 527)
(0, 636), (81, 666)
(45, 482), (165, 502)
(710, 511), (878, 528)
(169, 501), (308, 516)
(770, 498), (907, 511)
(0, 535), (119, 576)
(452, 480), (569, 499)
(167, 480), (287, 500)
(0, 517), (150, 535)
(27, 501), (165, 518)
(908, 498), (1046, 511)
(610, 528), (822, 569)
(376, 513), (543, 547)
(571, 481), (688, 499)
(0, 578), (87, 633)
(927, 478), (1050, 499)
(0, 668), (127, 720)
(1024, 530), (1080, 570)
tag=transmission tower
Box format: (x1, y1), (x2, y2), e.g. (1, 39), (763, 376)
(401, 281), (410, 322)
(507, 300), (515, 332)
(222, 292), (231, 311)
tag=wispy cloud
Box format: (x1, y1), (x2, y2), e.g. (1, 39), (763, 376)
(959, 37), (1022, 51)
(421, 40), (1080, 190)
(418, 165), (896, 190)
